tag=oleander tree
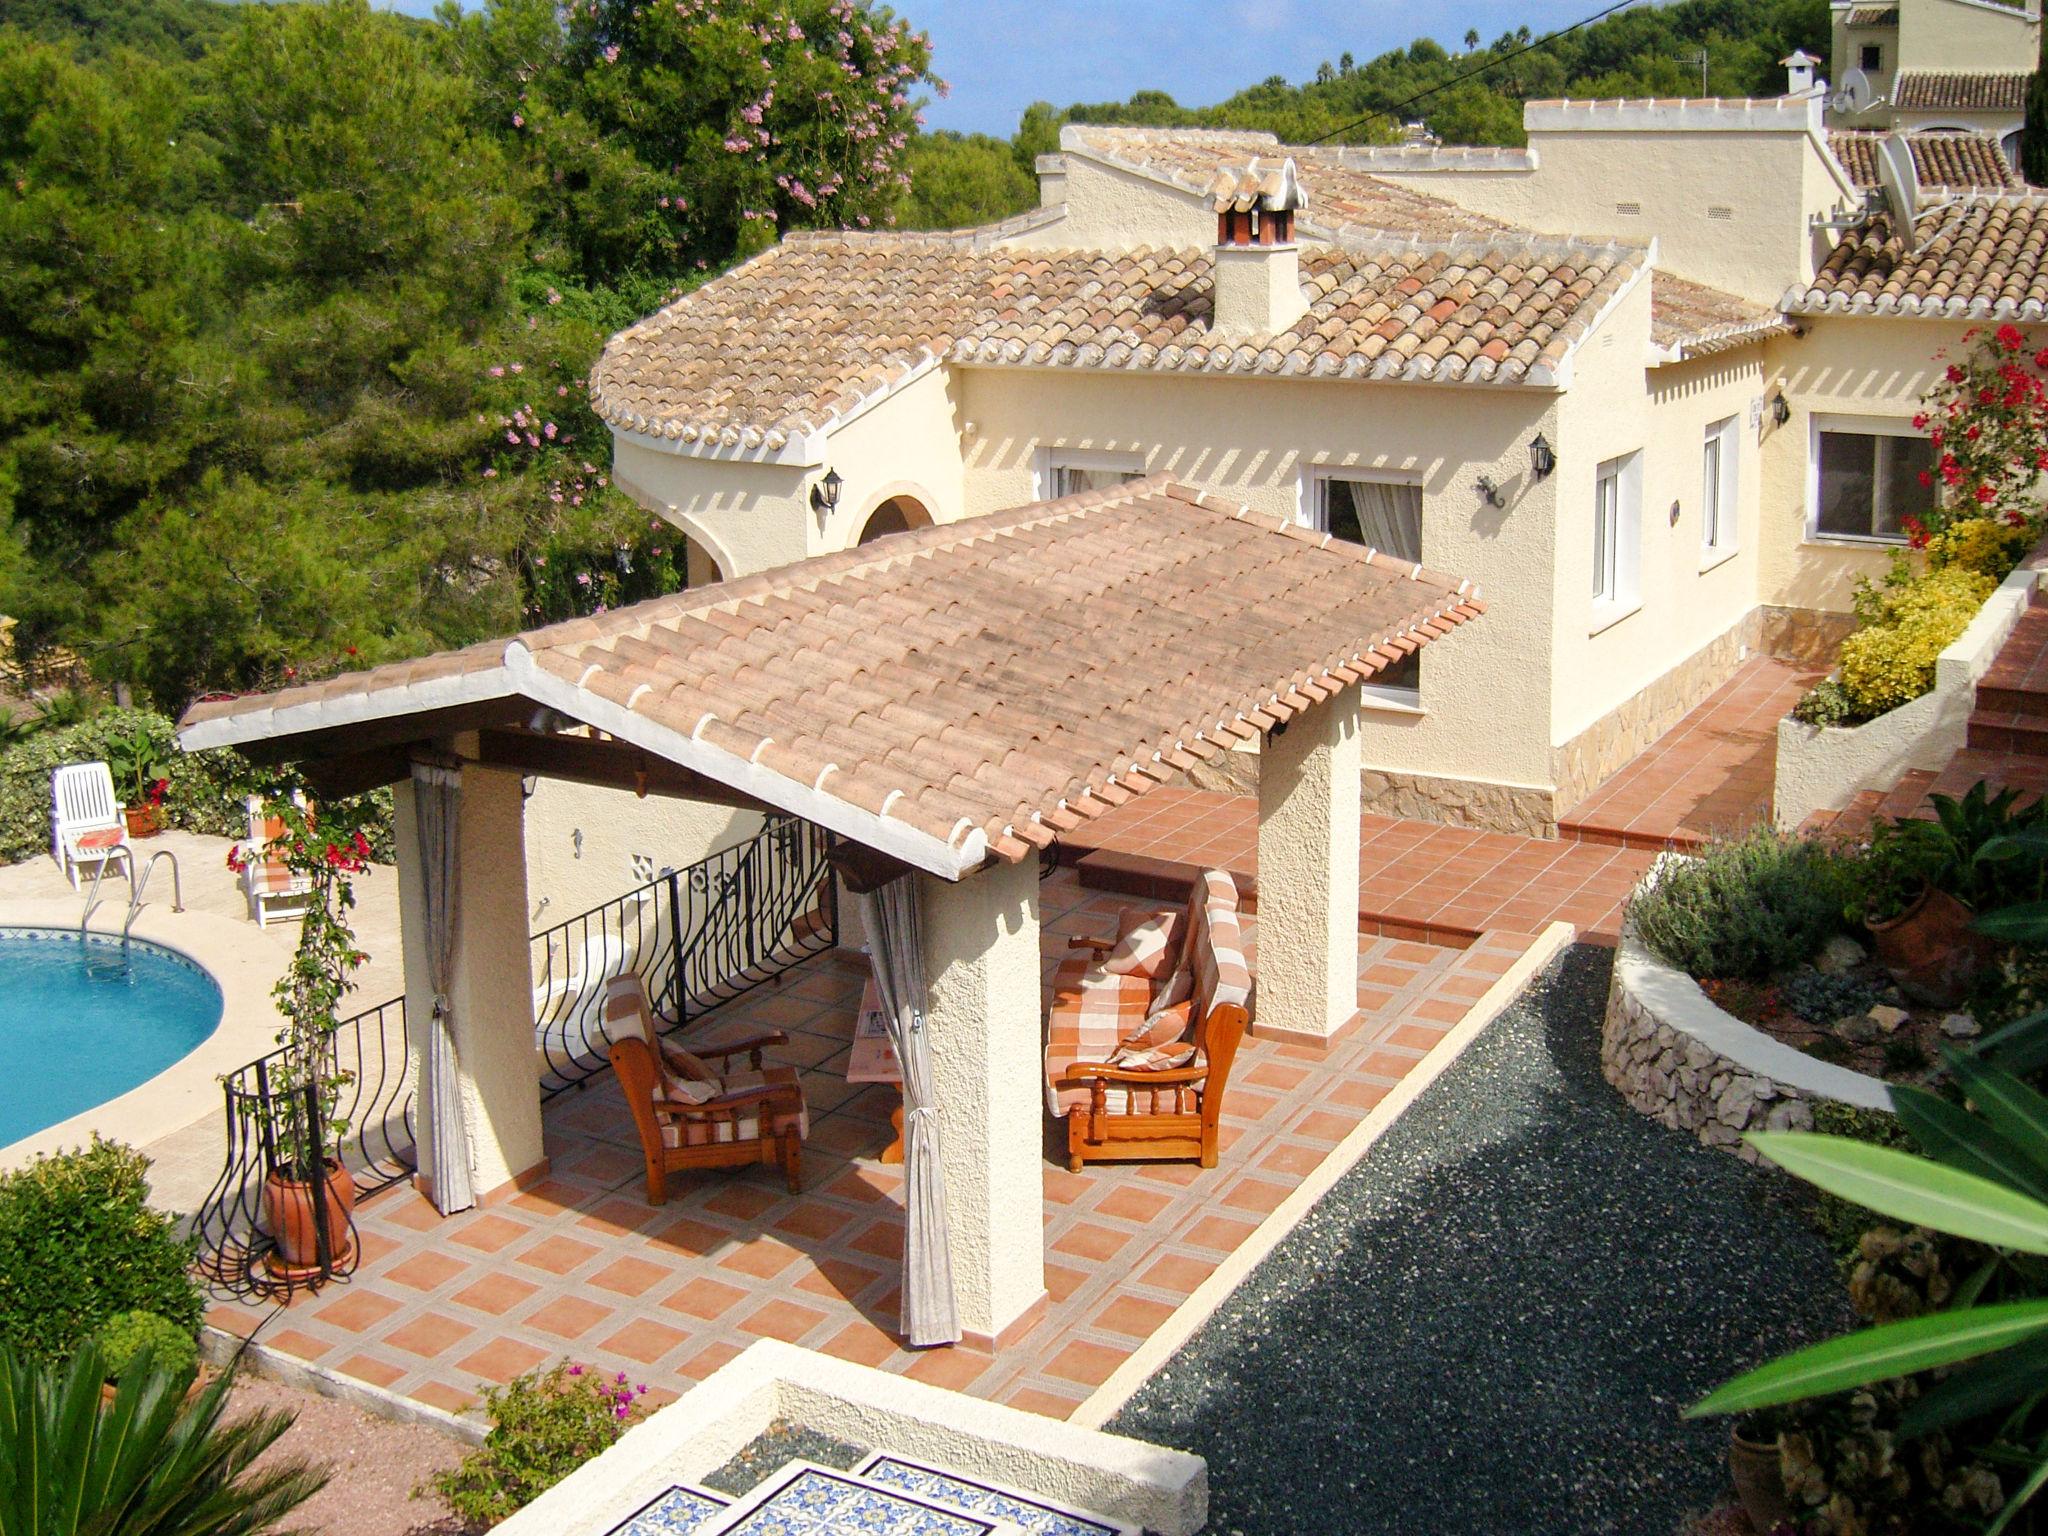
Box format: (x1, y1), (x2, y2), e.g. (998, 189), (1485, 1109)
(1910, 324), (2048, 545)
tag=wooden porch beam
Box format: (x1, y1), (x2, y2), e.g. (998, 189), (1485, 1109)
(470, 728), (773, 813)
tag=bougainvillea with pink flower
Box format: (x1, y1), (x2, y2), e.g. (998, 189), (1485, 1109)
(1909, 324), (2048, 545)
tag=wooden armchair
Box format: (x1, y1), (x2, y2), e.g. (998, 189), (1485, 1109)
(603, 979), (808, 1202)
(1044, 869), (1253, 1171)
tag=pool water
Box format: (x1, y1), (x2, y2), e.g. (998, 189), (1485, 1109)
(0, 929), (222, 1149)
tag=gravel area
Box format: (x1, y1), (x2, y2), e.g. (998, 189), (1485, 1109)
(1111, 945), (1855, 1536)
(227, 1373), (469, 1535)
(703, 1419), (868, 1496)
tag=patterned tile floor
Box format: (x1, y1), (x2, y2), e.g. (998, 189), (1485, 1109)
(1557, 656), (1822, 849)
(207, 871), (1538, 1421)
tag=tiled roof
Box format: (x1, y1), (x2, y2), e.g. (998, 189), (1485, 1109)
(1061, 126), (1515, 242)
(1649, 273), (1795, 360)
(1844, 5), (1897, 24)
(179, 479), (1486, 878)
(1828, 131), (2023, 191)
(1893, 70), (2033, 112)
(590, 231), (1639, 442)
(1785, 194), (2048, 317)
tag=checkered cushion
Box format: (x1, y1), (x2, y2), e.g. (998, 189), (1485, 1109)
(1103, 910), (1185, 980)
(1089, 1049), (1207, 1114)
(1188, 870), (1250, 1025)
(658, 1066), (809, 1147)
(1043, 954), (1152, 1115)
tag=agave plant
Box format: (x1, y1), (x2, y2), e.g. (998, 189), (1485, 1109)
(0, 1342), (326, 1536)
(1689, 1051), (2048, 1532)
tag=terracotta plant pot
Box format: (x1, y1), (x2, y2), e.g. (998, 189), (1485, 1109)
(262, 1160), (357, 1271)
(1867, 886), (1997, 1008)
(122, 804), (162, 839)
(1728, 1425), (1795, 1533)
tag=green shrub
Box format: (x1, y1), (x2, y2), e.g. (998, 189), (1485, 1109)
(1789, 677), (1864, 728)
(0, 705), (397, 864)
(429, 1363), (650, 1525)
(1779, 969), (1888, 1025)
(1629, 827), (1852, 982)
(1924, 514), (2036, 582)
(1839, 564), (1995, 718)
(94, 1310), (199, 1383)
(0, 1139), (201, 1361)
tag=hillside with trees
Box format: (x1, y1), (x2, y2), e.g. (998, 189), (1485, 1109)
(0, 0), (1834, 707)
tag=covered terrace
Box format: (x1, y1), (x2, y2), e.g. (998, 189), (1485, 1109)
(179, 475), (1486, 1355)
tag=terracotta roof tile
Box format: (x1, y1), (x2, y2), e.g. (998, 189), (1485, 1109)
(178, 480), (1485, 875)
(1844, 5), (1897, 24)
(1893, 71), (2033, 112)
(1649, 272), (1795, 359)
(1788, 193), (2048, 317)
(591, 232), (1637, 438)
(1829, 130), (2023, 191)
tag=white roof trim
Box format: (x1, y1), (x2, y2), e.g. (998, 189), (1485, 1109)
(502, 644), (984, 881)
(176, 662), (518, 753)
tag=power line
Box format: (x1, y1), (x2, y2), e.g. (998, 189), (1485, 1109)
(1302, 0), (1648, 147)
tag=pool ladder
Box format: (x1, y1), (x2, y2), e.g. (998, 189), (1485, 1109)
(80, 850), (183, 942)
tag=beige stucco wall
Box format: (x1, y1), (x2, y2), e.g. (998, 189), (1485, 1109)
(1757, 315), (1962, 613)
(810, 368), (970, 551)
(1257, 682), (1362, 1042)
(524, 779), (762, 931)
(1006, 154), (1211, 252)
(956, 364), (1563, 791)
(1897, 0), (2040, 73)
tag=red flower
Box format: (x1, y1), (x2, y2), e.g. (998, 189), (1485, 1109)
(1997, 323), (2025, 352)
(2009, 510), (2031, 527)
(1948, 365), (1968, 384)
(225, 847), (245, 874)
(1977, 483), (1998, 504)
(1918, 470), (1935, 489)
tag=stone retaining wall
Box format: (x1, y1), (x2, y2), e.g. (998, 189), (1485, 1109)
(1602, 921), (1892, 1160)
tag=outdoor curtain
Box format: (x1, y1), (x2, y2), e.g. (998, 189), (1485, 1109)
(857, 876), (960, 1347)
(413, 762), (476, 1215)
(1330, 478), (1423, 560)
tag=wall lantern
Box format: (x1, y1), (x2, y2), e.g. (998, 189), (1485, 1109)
(809, 467), (843, 523)
(1771, 394), (1792, 427)
(1475, 473), (1506, 509)
(1528, 433), (1556, 480)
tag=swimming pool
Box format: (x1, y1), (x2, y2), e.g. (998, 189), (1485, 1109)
(0, 928), (222, 1149)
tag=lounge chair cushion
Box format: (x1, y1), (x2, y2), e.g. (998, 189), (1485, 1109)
(76, 828), (124, 850)
(1115, 996), (1192, 1057)
(658, 1066), (809, 1147)
(1043, 953), (1152, 1116)
(1102, 910), (1185, 980)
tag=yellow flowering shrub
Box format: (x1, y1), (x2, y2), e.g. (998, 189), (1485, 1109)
(1924, 516), (2035, 582)
(1838, 565), (1996, 717)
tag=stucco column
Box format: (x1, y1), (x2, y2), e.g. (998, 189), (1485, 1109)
(397, 762), (545, 1203)
(1256, 681), (1363, 1047)
(916, 858), (1046, 1346)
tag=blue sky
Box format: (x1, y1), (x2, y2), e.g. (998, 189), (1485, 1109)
(911, 0), (1602, 137)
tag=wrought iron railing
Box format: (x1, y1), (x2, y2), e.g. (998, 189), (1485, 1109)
(193, 814), (836, 1298)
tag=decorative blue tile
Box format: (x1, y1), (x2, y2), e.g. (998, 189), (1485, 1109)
(607, 1484), (732, 1536)
(701, 1465), (1003, 1536)
(857, 1456), (1128, 1536)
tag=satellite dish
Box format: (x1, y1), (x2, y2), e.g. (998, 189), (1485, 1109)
(1876, 133), (1923, 253)
(1836, 68), (1876, 114)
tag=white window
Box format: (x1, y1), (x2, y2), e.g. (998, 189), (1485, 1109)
(1042, 448), (1146, 499)
(1810, 417), (1935, 542)
(1305, 471), (1424, 698)
(1701, 415), (1738, 556)
(1592, 451), (1642, 617)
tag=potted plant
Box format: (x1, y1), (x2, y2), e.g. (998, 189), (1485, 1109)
(235, 795), (376, 1278)
(107, 724), (170, 838)
(1727, 1408), (1796, 1533)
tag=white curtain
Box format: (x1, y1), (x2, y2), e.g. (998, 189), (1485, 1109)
(1331, 479), (1422, 561)
(413, 763), (476, 1215)
(857, 877), (959, 1347)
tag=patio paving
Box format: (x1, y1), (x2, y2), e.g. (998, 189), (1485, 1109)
(1557, 655), (1822, 850)
(1054, 789), (1653, 946)
(205, 870), (1542, 1422)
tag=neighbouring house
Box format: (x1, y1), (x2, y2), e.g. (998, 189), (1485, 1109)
(554, 79), (2046, 867)
(1826, 0), (2040, 161)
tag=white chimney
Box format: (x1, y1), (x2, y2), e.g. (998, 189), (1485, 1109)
(1781, 50), (1822, 95)
(1209, 158), (1310, 338)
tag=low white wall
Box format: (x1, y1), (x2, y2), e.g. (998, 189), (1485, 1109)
(491, 1340), (1208, 1536)
(1774, 562), (2040, 830)
(1603, 914), (1892, 1159)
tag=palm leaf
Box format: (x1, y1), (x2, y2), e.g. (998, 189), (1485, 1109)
(1976, 901), (2048, 945)
(1943, 1052), (2048, 1180)
(1985, 1439), (2048, 1536)
(1977, 1007), (2048, 1079)
(1746, 1133), (2048, 1253)
(1898, 1331), (2048, 1438)
(1688, 1299), (2048, 1417)
(1892, 1085), (2048, 1202)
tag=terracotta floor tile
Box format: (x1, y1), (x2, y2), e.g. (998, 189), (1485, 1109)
(1139, 1252), (1218, 1296)
(1050, 1223), (1130, 1263)
(1256, 1141), (1330, 1178)
(1001, 1385), (1084, 1419)
(385, 1312), (475, 1359)
(589, 1254), (677, 1297)
(738, 1298), (831, 1344)
(456, 1336), (550, 1384)
(819, 1320), (901, 1368)
(771, 1203), (855, 1243)
(661, 1276), (752, 1321)
(847, 1221), (906, 1263)
(1181, 1213), (1260, 1253)
(448, 1213), (532, 1255)
(719, 1237), (805, 1280)
(451, 1273), (541, 1316)
(386, 1251), (469, 1293)
(412, 1381), (479, 1415)
(1043, 1262), (1093, 1304)
(516, 1234), (605, 1276)
(314, 1289), (403, 1332)
(1091, 1186), (1174, 1225)
(904, 1347), (994, 1392)
(1092, 1294), (1178, 1338)
(793, 1257), (884, 1304)
(335, 1353), (406, 1390)
(1042, 1339), (1129, 1388)
(677, 1341), (744, 1381)
(1221, 1177), (1293, 1217)
(650, 1216), (736, 1256)
(526, 1295), (616, 1341)
(703, 1185), (781, 1223)
(599, 1319), (695, 1365)
(264, 1328), (332, 1363)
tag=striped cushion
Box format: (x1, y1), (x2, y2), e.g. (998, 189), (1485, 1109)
(1089, 1049), (1207, 1115)
(1109, 1037), (1196, 1071)
(1103, 910), (1185, 980)
(1043, 954), (1152, 1116)
(659, 1067), (809, 1147)
(1116, 997), (1191, 1057)
(1188, 869), (1251, 1025)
